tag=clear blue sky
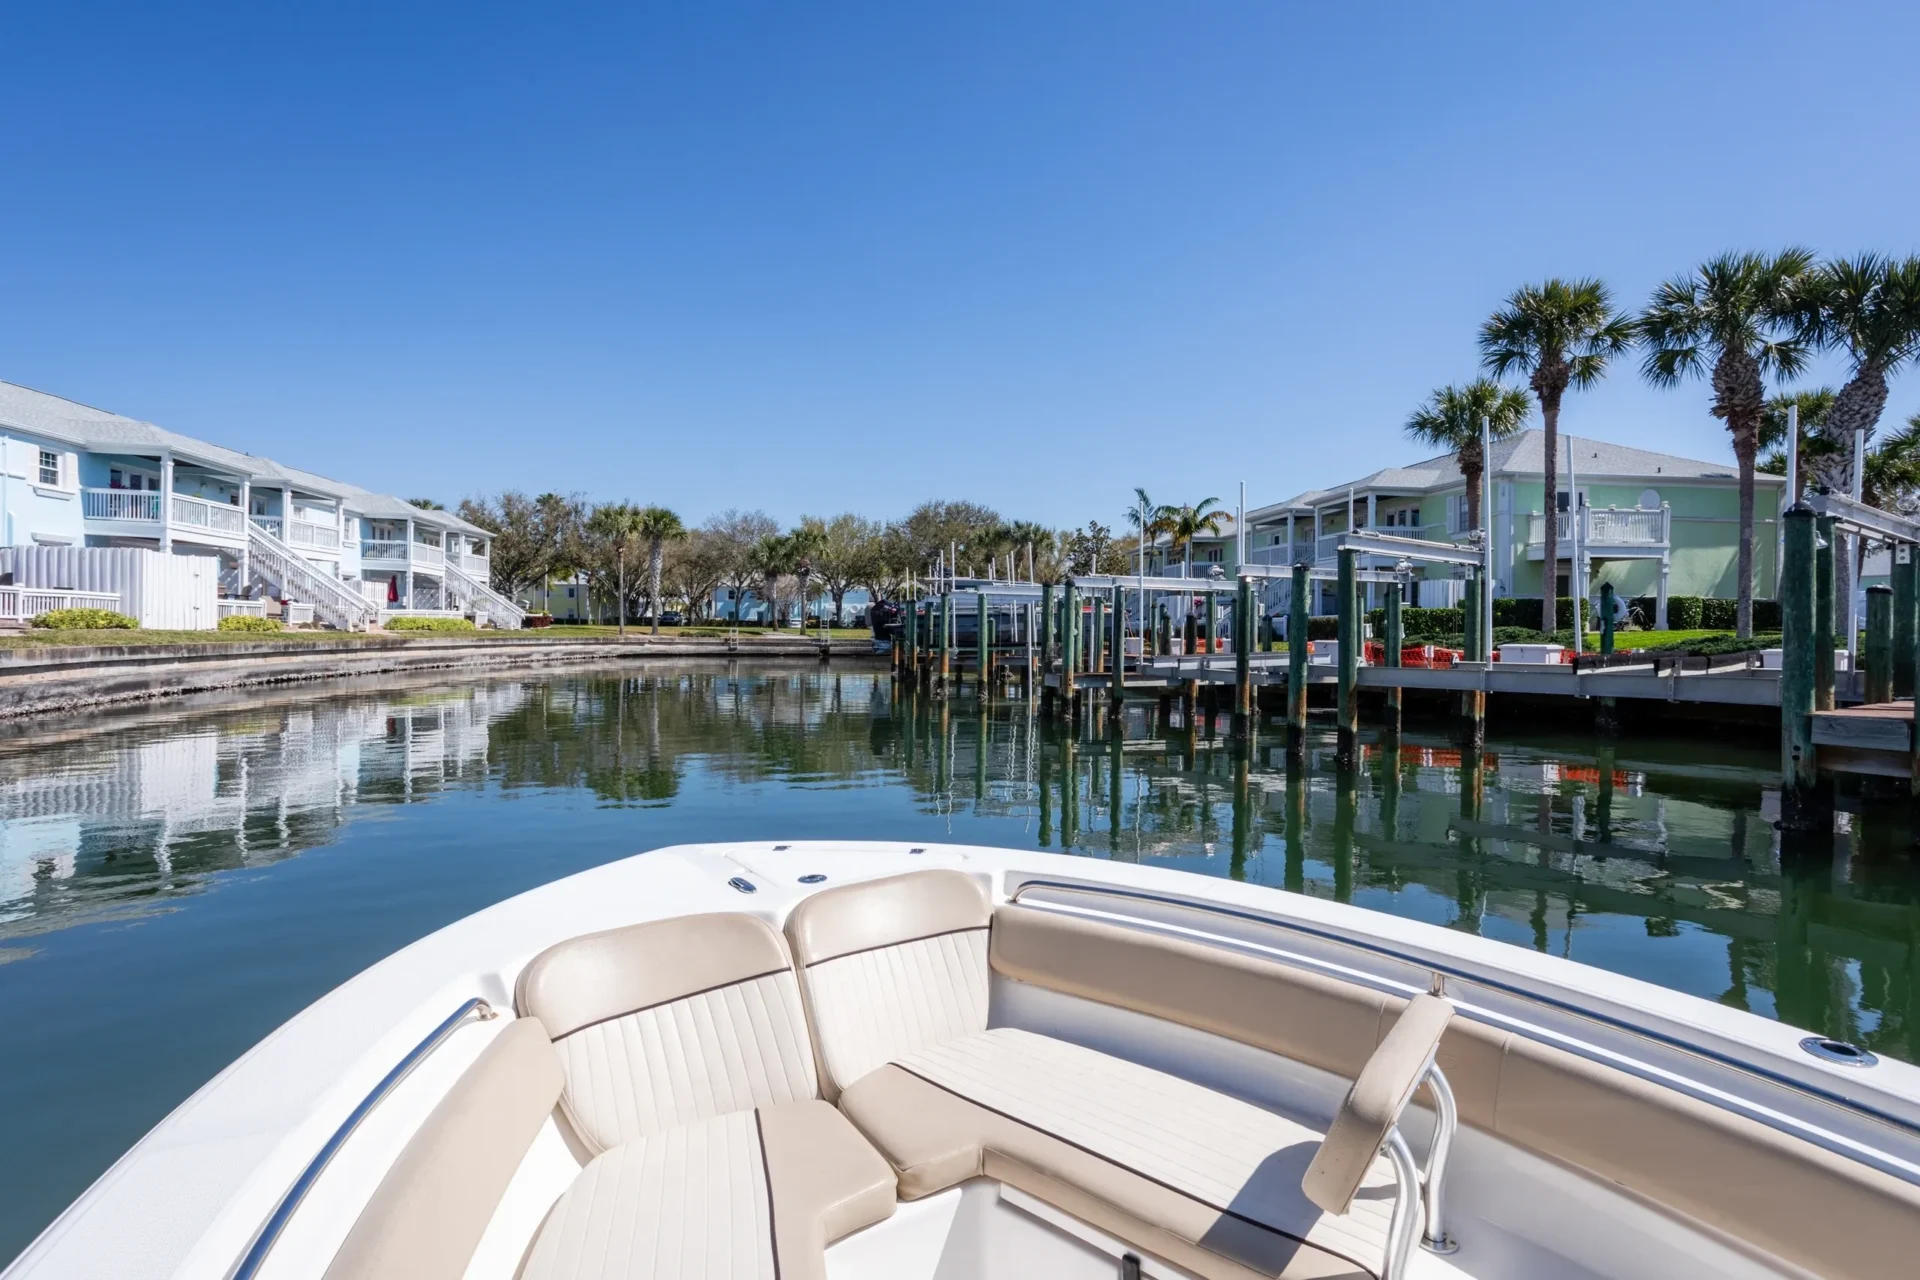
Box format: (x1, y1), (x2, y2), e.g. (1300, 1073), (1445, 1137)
(3, 2), (1917, 529)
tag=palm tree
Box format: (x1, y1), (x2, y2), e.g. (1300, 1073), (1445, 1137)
(1004, 519), (1052, 580)
(1480, 279), (1634, 621)
(1637, 249), (1817, 637)
(1165, 498), (1228, 577)
(587, 502), (646, 637)
(634, 506), (687, 635)
(1125, 488), (1175, 570)
(1860, 414), (1920, 515)
(1797, 255), (1920, 498)
(1404, 379), (1532, 532)
(1757, 388), (1838, 496)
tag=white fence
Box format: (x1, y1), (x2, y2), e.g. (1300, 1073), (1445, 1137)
(0, 586), (125, 622)
(0, 546), (220, 629)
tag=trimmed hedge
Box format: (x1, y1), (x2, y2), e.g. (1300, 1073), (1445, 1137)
(1624, 595), (1781, 631)
(1365, 606), (1463, 638)
(1491, 597), (1590, 630)
(217, 615), (283, 633)
(1307, 615), (1340, 640)
(29, 607), (137, 630)
(385, 616), (478, 632)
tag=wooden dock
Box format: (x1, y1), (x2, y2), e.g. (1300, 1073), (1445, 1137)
(1811, 700), (1915, 780)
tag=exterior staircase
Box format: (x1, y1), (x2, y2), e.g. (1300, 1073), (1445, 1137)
(444, 560), (526, 629)
(246, 522), (379, 631)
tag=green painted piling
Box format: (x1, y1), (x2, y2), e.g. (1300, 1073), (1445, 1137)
(1780, 506), (1822, 830)
(1599, 582), (1616, 656)
(1039, 584), (1056, 715)
(1383, 582), (1402, 729)
(937, 593), (951, 690)
(1204, 592), (1217, 655)
(1815, 515), (1836, 713)
(1288, 562), (1309, 755)
(1336, 548), (1358, 763)
(1895, 546), (1917, 699)
(903, 596), (918, 678)
(1234, 576), (1253, 731)
(1091, 596), (1105, 676)
(1062, 580), (1079, 716)
(1462, 576), (1480, 665)
(1110, 585), (1126, 711)
(1866, 585), (1894, 705)
(976, 591), (991, 698)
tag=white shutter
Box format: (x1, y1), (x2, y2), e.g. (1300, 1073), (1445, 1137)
(1, 439), (29, 480)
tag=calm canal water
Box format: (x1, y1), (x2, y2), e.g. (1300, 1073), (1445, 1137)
(2, 660), (1916, 1261)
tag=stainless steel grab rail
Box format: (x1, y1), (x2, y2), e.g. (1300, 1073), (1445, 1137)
(229, 997), (497, 1280)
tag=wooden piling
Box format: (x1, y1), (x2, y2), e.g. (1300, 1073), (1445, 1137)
(1596, 581), (1619, 733)
(1866, 584), (1893, 705)
(1287, 561), (1309, 756)
(902, 595), (918, 681)
(1895, 545), (1917, 699)
(1459, 574), (1485, 748)
(1110, 585), (1126, 713)
(1039, 584), (1056, 717)
(1204, 592), (1217, 656)
(1336, 548), (1358, 765)
(937, 593), (952, 693)
(1234, 576), (1253, 734)
(1815, 515), (1836, 713)
(1780, 505), (1823, 830)
(1091, 596), (1105, 677)
(976, 591), (991, 700)
(1062, 580), (1079, 720)
(1382, 581), (1402, 732)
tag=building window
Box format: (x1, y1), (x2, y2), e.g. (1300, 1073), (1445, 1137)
(38, 450), (59, 486)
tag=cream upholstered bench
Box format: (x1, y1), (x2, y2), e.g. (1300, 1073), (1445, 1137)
(512, 912), (897, 1280)
(321, 912), (898, 1280)
(785, 872), (1452, 1280)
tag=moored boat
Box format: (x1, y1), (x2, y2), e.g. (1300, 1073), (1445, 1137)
(7, 840), (1918, 1279)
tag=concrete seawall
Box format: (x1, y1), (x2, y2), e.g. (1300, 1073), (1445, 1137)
(0, 635), (882, 719)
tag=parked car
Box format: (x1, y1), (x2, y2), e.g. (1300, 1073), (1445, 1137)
(659, 610), (685, 626)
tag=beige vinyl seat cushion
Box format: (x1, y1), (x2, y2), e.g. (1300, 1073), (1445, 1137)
(838, 1027), (1414, 1280)
(520, 1100), (895, 1280)
(516, 912), (819, 1151)
(783, 869), (993, 1097)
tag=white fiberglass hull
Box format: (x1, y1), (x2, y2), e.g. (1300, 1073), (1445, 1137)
(7, 841), (1919, 1280)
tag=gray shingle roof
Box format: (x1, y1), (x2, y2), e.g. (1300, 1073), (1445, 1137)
(0, 379), (486, 536)
(1250, 428), (1779, 519)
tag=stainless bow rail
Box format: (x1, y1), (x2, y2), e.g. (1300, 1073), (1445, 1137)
(229, 996), (497, 1280)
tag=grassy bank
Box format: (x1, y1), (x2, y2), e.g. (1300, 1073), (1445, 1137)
(0, 624), (873, 650)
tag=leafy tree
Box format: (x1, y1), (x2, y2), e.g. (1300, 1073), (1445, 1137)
(1862, 415), (1920, 516)
(664, 529), (733, 622)
(1638, 249), (1816, 637)
(587, 502), (647, 637)
(1062, 521), (1133, 575)
(805, 514), (886, 623)
(633, 506), (686, 634)
(1124, 489), (1174, 573)
(1404, 379), (1532, 532)
(1003, 520), (1053, 580)
(1796, 255), (1920, 497)
(705, 508), (779, 623)
(893, 500), (1002, 579)
(1480, 279), (1634, 620)
(457, 491), (583, 599)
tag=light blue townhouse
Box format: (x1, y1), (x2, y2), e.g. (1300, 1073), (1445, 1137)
(0, 380), (522, 628)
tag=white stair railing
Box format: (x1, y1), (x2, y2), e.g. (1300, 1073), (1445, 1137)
(443, 559), (525, 629)
(246, 522), (377, 630)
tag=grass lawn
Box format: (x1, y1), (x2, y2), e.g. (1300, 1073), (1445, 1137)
(0, 623), (875, 650)
(535, 624), (874, 640)
(1398, 626), (1784, 656)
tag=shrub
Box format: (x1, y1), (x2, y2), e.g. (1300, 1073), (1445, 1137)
(30, 607), (137, 630)
(1306, 615), (1340, 640)
(1492, 597), (1588, 630)
(217, 615), (283, 633)
(385, 616), (477, 632)
(1619, 596), (1777, 631)
(1666, 596), (1704, 629)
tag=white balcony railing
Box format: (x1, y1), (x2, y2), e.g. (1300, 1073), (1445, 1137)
(250, 516), (283, 538)
(0, 586), (124, 622)
(217, 599), (268, 619)
(83, 489), (162, 521)
(171, 494), (245, 536)
(288, 519), (340, 549)
(1526, 506), (1668, 551)
(461, 552), (489, 578)
(410, 540), (444, 567)
(361, 540), (410, 563)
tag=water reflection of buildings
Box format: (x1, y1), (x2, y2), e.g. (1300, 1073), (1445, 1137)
(0, 684), (528, 933)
